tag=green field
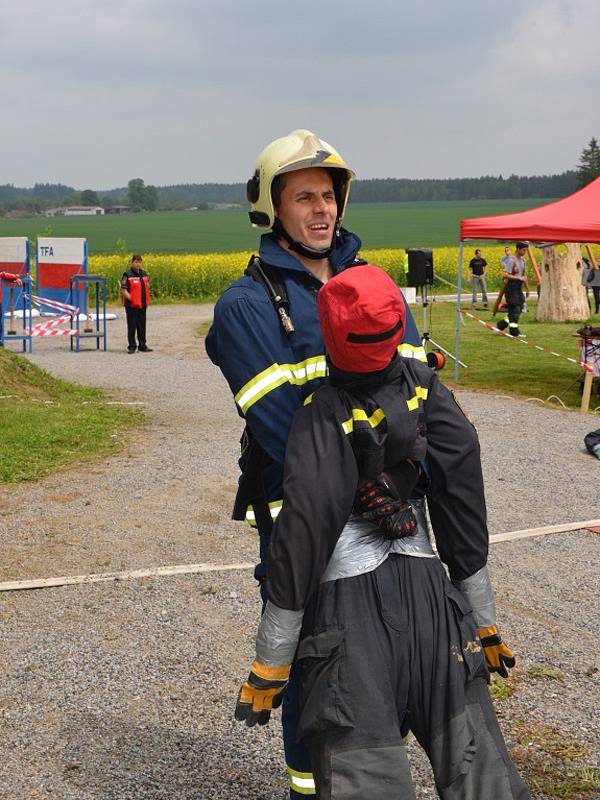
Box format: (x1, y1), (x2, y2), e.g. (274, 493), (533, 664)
(421, 299), (599, 410)
(0, 199), (553, 254)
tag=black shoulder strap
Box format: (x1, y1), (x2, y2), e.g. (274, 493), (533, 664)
(245, 255), (295, 335)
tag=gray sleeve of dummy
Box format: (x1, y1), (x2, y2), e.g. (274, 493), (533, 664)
(453, 564), (497, 628)
(255, 601), (304, 666)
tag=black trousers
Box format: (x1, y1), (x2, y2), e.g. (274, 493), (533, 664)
(297, 555), (530, 800)
(497, 285), (524, 337)
(125, 306), (147, 349)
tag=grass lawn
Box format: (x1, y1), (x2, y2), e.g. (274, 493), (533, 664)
(422, 297), (600, 411)
(0, 349), (142, 483)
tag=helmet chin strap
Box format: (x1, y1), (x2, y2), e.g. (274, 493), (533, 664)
(272, 218), (339, 261)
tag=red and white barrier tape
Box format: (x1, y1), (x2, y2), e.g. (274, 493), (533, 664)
(460, 310), (593, 373)
(28, 294), (78, 315)
(25, 294), (80, 337)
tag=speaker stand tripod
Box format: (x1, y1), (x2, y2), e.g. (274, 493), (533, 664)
(419, 284), (468, 369)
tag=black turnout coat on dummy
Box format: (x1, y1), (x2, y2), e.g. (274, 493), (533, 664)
(267, 354), (488, 612)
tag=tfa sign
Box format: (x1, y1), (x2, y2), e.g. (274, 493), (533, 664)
(36, 237), (88, 312)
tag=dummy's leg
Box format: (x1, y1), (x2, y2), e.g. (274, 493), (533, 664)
(298, 570), (416, 800)
(405, 561), (530, 800)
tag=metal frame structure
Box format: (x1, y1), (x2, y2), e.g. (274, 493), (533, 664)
(0, 276), (33, 352)
(69, 274), (107, 352)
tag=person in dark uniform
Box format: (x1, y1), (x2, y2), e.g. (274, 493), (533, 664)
(235, 265), (530, 800)
(206, 129), (426, 799)
(497, 242), (528, 337)
(120, 254), (152, 353)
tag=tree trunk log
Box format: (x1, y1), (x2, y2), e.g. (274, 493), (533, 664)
(536, 243), (590, 322)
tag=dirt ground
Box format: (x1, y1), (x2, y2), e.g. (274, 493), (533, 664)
(0, 304), (598, 799)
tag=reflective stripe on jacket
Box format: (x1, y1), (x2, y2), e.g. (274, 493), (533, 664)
(205, 230), (426, 524)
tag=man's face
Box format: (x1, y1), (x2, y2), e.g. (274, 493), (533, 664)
(275, 168), (337, 250)
(516, 247), (527, 257)
(132, 259), (142, 271)
(504, 247), (511, 256)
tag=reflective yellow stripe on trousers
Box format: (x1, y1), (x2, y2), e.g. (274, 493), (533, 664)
(288, 766), (316, 795)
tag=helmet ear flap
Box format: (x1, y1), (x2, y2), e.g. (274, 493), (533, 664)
(246, 170), (260, 203)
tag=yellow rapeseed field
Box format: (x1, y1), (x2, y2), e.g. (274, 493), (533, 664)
(90, 244), (600, 303)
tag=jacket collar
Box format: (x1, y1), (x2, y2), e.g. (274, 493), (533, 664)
(327, 353), (404, 390)
(258, 227), (362, 277)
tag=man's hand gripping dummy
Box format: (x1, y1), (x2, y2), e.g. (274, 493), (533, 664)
(356, 464), (517, 679)
(355, 463), (419, 539)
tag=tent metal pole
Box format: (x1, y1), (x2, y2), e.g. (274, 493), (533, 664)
(453, 241), (464, 382)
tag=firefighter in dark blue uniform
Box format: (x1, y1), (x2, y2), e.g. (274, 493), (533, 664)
(205, 130), (425, 798)
(496, 242), (529, 337)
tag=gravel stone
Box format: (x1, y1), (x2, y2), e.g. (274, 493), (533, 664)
(0, 304), (598, 799)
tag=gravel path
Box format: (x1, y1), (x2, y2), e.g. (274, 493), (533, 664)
(0, 304), (598, 799)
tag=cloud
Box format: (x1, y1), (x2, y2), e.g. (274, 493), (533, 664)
(0, 0), (598, 185)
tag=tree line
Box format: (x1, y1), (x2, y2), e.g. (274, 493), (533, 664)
(1, 137), (598, 214)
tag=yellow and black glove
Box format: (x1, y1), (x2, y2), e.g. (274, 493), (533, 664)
(477, 626), (516, 678)
(234, 660), (291, 727)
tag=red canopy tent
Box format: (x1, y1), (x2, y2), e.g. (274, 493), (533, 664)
(453, 177), (600, 380)
(460, 176), (600, 243)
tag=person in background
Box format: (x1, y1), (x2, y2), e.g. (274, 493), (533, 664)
(584, 256), (600, 315)
(497, 242), (528, 336)
(468, 248), (488, 308)
(120, 254), (152, 353)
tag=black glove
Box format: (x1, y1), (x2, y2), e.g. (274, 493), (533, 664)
(356, 473), (418, 540)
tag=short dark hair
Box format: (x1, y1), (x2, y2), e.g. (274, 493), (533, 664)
(515, 242), (528, 250)
(475, 248), (481, 255)
(131, 254), (143, 263)
(271, 174), (287, 209)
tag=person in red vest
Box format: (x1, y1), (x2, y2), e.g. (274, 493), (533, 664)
(120, 254), (152, 353)
(0, 271), (23, 343)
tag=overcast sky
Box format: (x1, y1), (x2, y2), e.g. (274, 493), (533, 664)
(1, 0), (598, 189)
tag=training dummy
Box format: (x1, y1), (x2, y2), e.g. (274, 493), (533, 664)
(235, 265), (529, 800)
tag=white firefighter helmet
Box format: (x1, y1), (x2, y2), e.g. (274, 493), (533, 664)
(246, 129), (355, 229)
